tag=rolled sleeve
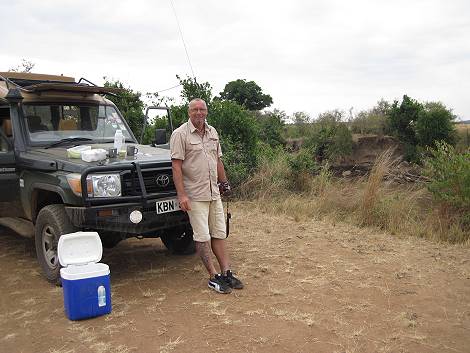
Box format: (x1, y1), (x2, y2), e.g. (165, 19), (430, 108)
(170, 130), (185, 160)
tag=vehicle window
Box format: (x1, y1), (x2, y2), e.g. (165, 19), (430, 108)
(22, 104), (133, 144)
(0, 133), (9, 152)
(0, 108), (13, 152)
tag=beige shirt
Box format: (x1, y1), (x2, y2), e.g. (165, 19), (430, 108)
(170, 119), (222, 201)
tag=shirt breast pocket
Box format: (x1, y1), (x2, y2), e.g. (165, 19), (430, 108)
(208, 138), (219, 152)
(188, 140), (203, 151)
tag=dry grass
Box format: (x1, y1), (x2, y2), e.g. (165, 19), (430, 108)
(455, 123), (470, 151)
(238, 152), (290, 200)
(359, 149), (397, 225)
(240, 148), (469, 244)
(159, 336), (184, 353)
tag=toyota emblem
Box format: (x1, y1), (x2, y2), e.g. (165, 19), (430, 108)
(156, 174), (170, 187)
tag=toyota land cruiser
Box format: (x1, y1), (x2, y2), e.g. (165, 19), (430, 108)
(0, 72), (193, 283)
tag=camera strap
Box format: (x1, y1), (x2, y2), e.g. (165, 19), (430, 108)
(226, 200), (232, 238)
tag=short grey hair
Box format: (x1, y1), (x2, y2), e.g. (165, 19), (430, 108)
(188, 98), (207, 111)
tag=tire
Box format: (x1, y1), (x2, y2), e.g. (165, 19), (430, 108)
(160, 226), (195, 255)
(35, 204), (77, 284)
(100, 233), (124, 248)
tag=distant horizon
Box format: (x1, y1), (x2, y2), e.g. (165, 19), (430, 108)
(1, 1), (468, 120)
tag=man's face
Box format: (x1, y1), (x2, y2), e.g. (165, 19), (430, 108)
(188, 100), (208, 129)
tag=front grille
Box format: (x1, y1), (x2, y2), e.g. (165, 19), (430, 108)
(121, 168), (175, 196)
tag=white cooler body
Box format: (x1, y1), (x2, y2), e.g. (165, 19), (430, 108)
(58, 232), (112, 320)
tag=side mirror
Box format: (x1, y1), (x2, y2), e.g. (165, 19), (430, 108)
(154, 129), (167, 145)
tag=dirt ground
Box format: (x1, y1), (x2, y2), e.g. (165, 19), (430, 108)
(1, 203), (469, 353)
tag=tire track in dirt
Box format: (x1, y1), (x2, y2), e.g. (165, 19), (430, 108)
(0, 203), (469, 353)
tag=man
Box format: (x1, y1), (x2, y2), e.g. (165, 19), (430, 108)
(170, 98), (244, 294)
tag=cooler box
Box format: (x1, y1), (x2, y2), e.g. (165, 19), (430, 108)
(58, 231), (112, 320)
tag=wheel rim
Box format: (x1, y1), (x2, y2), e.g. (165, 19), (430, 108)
(42, 225), (58, 270)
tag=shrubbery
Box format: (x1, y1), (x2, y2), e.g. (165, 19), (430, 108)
(168, 100), (261, 186)
(107, 76), (469, 243)
(351, 100), (390, 135)
(416, 102), (456, 148)
(253, 109), (286, 148)
(387, 95), (456, 161)
(424, 141), (470, 212)
(303, 110), (353, 162)
(208, 100), (259, 186)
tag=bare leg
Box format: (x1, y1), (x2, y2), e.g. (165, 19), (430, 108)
(195, 241), (218, 278)
(211, 238), (230, 274)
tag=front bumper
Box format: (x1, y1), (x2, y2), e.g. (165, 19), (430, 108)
(65, 199), (190, 235)
(68, 161), (190, 235)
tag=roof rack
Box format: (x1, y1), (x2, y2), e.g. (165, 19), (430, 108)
(77, 77), (97, 86)
(0, 72), (120, 97)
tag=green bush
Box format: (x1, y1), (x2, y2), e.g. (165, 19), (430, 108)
(416, 102), (456, 148)
(253, 109), (286, 148)
(424, 141), (470, 211)
(304, 110), (353, 162)
(351, 99), (391, 135)
(219, 136), (251, 187)
(255, 141), (285, 165)
(208, 100), (259, 186)
(387, 96), (457, 162)
(166, 97), (259, 187)
(287, 147), (319, 191)
(288, 147), (318, 175)
(103, 79), (145, 138)
(388, 95), (421, 146)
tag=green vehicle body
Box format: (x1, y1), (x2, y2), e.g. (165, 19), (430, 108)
(0, 72), (193, 283)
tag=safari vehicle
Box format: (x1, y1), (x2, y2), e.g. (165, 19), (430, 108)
(0, 72), (193, 283)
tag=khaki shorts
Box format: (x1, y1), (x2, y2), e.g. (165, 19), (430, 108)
(187, 199), (226, 242)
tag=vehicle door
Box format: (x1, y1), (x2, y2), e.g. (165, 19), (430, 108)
(0, 107), (20, 215)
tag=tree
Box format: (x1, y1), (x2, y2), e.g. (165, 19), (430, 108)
(387, 95), (423, 161)
(103, 79), (145, 139)
(388, 96), (457, 161)
(388, 95), (422, 146)
(416, 102), (456, 148)
(9, 59), (35, 73)
(424, 141), (470, 211)
(351, 99), (390, 135)
(219, 79), (273, 110)
(177, 75), (212, 104)
(208, 100), (260, 185)
(292, 111), (311, 125)
(371, 99), (392, 117)
(304, 110), (353, 162)
(254, 109), (286, 148)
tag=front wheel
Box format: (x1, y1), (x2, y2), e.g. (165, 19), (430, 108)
(35, 204), (77, 284)
(100, 232), (124, 248)
(160, 226), (195, 255)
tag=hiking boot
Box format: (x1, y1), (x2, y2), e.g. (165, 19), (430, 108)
(208, 274), (232, 294)
(223, 270), (244, 289)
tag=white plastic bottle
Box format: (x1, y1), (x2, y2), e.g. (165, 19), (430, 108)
(120, 133), (126, 156)
(113, 129), (123, 151)
(98, 285), (106, 307)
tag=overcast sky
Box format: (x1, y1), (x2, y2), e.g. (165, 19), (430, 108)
(1, 0), (469, 120)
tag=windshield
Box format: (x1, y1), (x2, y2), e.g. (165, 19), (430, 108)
(22, 104), (134, 144)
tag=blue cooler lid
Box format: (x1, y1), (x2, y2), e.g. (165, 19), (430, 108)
(58, 231), (103, 266)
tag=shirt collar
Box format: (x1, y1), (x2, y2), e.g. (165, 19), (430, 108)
(188, 119), (210, 134)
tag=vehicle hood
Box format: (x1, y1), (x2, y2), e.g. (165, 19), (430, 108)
(19, 143), (172, 173)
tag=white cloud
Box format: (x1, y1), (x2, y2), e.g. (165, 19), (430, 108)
(1, 0), (469, 119)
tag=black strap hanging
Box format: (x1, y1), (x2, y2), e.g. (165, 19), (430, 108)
(226, 200), (232, 238)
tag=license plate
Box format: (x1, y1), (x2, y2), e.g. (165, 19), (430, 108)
(156, 199), (180, 214)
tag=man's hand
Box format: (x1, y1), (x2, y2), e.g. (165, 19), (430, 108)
(172, 159), (191, 211)
(178, 194), (191, 211)
(218, 180), (232, 197)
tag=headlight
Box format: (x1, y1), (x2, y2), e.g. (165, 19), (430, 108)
(91, 174), (121, 197)
(66, 173), (121, 197)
